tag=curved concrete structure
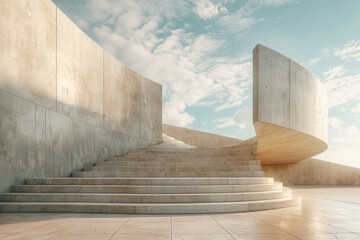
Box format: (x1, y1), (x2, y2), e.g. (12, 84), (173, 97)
(163, 45), (328, 166)
(253, 45), (328, 165)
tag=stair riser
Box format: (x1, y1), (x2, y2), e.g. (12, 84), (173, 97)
(84, 166), (262, 172)
(24, 178), (274, 186)
(96, 160), (261, 167)
(0, 190), (291, 203)
(12, 184), (282, 194)
(71, 171), (265, 178)
(0, 198), (299, 214)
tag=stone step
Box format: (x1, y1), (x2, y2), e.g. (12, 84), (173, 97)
(84, 166), (262, 172)
(111, 156), (256, 161)
(96, 160), (261, 167)
(11, 182), (282, 194)
(0, 188), (291, 203)
(124, 153), (250, 158)
(0, 197), (299, 214)
(24, 177), (274, 186)
(71, 170), (265, 178)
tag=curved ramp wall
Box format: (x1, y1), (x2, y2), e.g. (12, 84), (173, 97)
(253, 45), (328, 165)
(162, 124), (243, 148)
(0, 0), (162, 192)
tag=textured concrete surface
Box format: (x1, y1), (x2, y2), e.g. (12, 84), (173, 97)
(253, 44), (328, 143)
(162, 124), (242, 148)
(0, 89), (157, 192)
(0, 90), (46, 194)
(1, 186), (360, 239)
(104, 52), (141, 137)
(57, 9), (104, 127)
(252, 45), (328, 164)
(0, 1), (162, 193)
(141, 77), (162, 142)
(263, 158), (360, 186)
(0, 0), (57, 109)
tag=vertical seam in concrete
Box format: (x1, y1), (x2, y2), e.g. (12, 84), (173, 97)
(140, 77), (142, 140)
(45, 108), (47, 177)
(102, 50), (105, 128)
(55, 7), (58, 112)
(288, 59), (291, 128)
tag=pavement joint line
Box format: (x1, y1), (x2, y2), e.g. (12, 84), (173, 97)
(209, 213), (237, 240)
(248, 210), (302, 240)
(109, 214), (133, 239)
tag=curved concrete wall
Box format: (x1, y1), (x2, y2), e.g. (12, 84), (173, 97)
(162, 124), (242, 148)
(253, 45), (328, 165)
(263, 158), (360, 186)
(0, 0), (162, 192)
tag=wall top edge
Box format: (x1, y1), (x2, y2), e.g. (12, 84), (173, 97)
(55, 5), (162, 87)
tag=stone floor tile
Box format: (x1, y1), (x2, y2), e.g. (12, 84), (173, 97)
(172, 215), (227, 235)
(117, 216), (171, 236)
(216, 220), (285, 234)
(110, 234), (171, 239)
(60, 221), (126, 234)
(328, 220), (360, 233)
(173, 234), (235, 240)
(234, 233), (299, 240)
(246, 210), (305, 221)
(50, 234), (112, 240)
(0, 234), (56, 240)
(266, 220), (348, 235)
(211, 213), (259, 221)
(295, 233), (360, 240)
(0, 220), (78, 235)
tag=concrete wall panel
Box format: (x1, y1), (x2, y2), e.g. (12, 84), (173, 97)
(254, 44), (327, 143)
(0, 0), (56, 109)
(253, 45), (328, 164)
(263, 158), (360, 186)
(56, 9), (104, 127)
(0, 90), (46, 192)
(104, 53), (141, 137)
(255, 45), (290, 127)
(141, 77), (162, 142)
(45, 110), (87, 177)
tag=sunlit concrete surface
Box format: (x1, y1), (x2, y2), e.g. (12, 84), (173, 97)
(0, 186), (359, 240)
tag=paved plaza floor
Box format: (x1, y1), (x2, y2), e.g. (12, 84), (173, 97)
(0, 186), (360, 240)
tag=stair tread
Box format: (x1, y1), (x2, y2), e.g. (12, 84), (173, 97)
(3, 188), (288, 196)
(0, 197), (294, 206)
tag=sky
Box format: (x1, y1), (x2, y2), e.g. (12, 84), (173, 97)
(52, 0), (360, 168)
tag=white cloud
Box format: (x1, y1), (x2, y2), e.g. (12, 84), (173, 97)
(307, 57), (321, 67)
(335, 40), (360, 62)
(328, 117), (343, 129)
(88, 1), (254, 127)
(323, 73), (360, 108)
(217, 0), (293, 34)
(194, 0), (228, 20)
(163, 100), (195, 127)
(351, 102), (360, 113)
(215, 106), (252, 128)
(345, 126), (359, 135)
(324, 65), (345, 80)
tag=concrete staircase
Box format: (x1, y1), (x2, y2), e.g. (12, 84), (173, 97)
(0, 145), (299, 214)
